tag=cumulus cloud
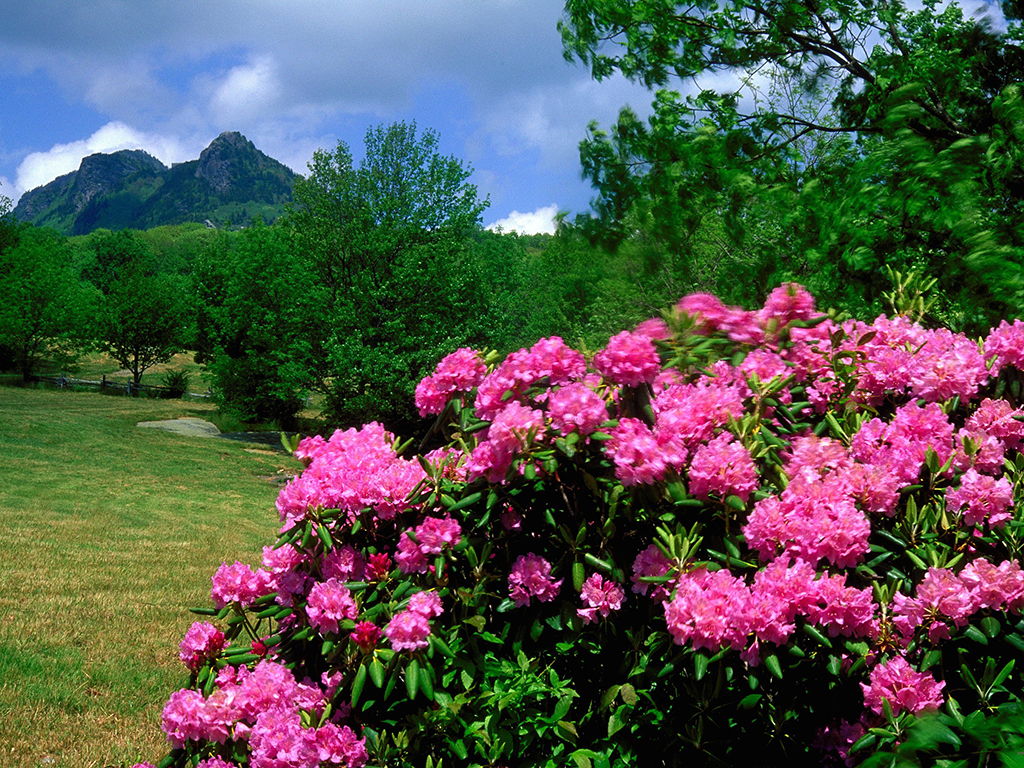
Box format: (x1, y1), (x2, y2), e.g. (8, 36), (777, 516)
(15, 121), (194, 195)
(486, 204), (560, 235)
(208, 55), (283, 127)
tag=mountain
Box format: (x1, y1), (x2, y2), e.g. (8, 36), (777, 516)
(14, 132), (299, 235)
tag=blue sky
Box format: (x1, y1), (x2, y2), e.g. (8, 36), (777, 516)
(0, 0), (655, 234)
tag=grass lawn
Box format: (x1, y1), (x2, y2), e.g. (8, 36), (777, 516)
(0, 386), (303, 768)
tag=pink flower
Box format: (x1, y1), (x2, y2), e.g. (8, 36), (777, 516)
(631, 544), (673, 600)
(179, 621), (225, 671)
(248, 706), (319, 768)
(415, 517), (462, 553)
(322, 546), (366, 582)
(861, 656), (945, 716)
(758, 283), (818, 330)
(985, 318), (1024, 376)
(464, 401), (546, 483)
(687, 433), (759, 503)
(349, 621), (381, 652)
(594, 330), (661, 386)
(415, 347), (487, 416)
(161, 689), (228, 749)
(197, 759), (238, 768)
(364, 552), (392, 582)
(408, 590), (443, 618)
(211, 561), (273, 609)
(508, 553), (562, 607)
(945, 469), (1015, 527)
(664, 568), (750, 652)
(547, 382), (609, 436)
(577, 573), (625, 624)
(315, 721), (368, 767)
(384, 609), (432, 652)
(604, 418), (670, 486)
(306, 579), (359, 635)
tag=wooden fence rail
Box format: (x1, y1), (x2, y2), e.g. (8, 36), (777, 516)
(30, 373), (212, 399)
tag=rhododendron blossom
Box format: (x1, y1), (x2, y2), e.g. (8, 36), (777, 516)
(861, 656), (945, 716)
(508, 553), (562, 606)
(593, 330), (661, 386)
(306, 579), (359, 635)
(179, 621), (225, 671)
(577, 573), (625, 623)
(384, 609), (432, 652)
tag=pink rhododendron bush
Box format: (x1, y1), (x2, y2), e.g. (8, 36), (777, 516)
(137, 285), (1024, 767)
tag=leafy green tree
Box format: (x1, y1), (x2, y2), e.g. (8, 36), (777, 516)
(288, 122), (491, 429)
(560, 0), (1024, 328)
(0, 226), (96, 379)
(90, 231), (188, 384)
(194, 222), (324, 424)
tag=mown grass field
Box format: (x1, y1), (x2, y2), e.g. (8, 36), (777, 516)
(0, 385), (303, 768)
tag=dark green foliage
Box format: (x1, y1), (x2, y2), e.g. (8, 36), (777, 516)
(89, 230), (189, 384)
(194, 222), (323, 425)
(0, 226), (96, 379)
(160, 369), (190, 399)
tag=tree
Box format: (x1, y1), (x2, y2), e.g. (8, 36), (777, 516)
(92, 231), (188, 384)
(288, 122), (491, 429)
(0, 226), (96, 380)
(194, 222), (324, 424)
(560, 0), (1024, 328)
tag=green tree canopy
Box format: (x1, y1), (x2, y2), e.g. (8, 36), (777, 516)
(287, 122), (494, 430)
(560, 0), (1024, 328)
(0, 226), (96, 380)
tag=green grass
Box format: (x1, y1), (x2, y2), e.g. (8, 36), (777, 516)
(0, 386), (303, 768)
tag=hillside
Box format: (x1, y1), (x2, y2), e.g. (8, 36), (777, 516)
(13, 132), (298, 234)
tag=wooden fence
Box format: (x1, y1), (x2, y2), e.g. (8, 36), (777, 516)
(30, 373), (211, 400)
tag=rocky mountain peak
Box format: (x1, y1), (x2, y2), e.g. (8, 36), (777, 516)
(196, 131), (266, 194)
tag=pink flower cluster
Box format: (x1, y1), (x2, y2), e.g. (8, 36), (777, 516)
(985, 318), (1024, 376)
(547, 382), (609, 436)
(276, 423), (426, 529)
(945, 468), (1015, 527)
(211, 561), (273, 609)
(414, 347), (488, 416)
(687, 433), (759, 503)
(306, 579), (359, 635)
(473, 337), (587, 420)
(891, 559), (1024, 643)
(577, 573), (625, 624)
(861, 656), (945, 716)
(664, 561), (876, 660)
(384, 590), (443, 652)
(676, 283), (818, 344)
(464, 401), (546, 483)
(161, 660), (367, 767)
(179, 621), (225, 671)
(593, 330), (661, 386)
(508, 553), (562, 607)
(395, 516), (462, 574)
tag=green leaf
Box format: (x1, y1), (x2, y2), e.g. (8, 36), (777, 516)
(351, 662), (367, 706)
(763, 653), (783, 680)
(694, 652), (709, 681)
(406, 658), (421, 700)
(368, 658), (385, 688)
(980, 615), (1001, 638)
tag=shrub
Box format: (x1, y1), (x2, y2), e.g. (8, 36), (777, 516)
(162, 370), (191, 399)
(136, 285), (1024, 768)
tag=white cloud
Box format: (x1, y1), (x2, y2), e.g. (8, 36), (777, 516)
(208, 56), (283, 127)
(486, 204), (560, 235)
(14, 121), (194, 195)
